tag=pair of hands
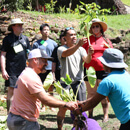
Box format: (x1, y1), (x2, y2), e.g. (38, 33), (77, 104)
(64, 101), (85, 116)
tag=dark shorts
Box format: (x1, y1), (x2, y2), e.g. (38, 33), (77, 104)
(39, 70), (51, 83)
(7, 112), (40, 130)
(5, 75), (19, 87)
(84, 68), (108, 81)
(61, 81), (86, 101)
(119, 120), (130, 130)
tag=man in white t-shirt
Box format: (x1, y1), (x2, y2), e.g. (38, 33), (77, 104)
(57, 27), (94, 129)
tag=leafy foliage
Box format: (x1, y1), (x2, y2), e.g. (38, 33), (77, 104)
(60, 74), (72, 85)
(0, 116), (7, 130)
(0, 101), (6, 109)
(86, 67), (96, 88)
(44, 71), (96, 102)
(43, 72), (54, 91)
(78, 2), (110, 44)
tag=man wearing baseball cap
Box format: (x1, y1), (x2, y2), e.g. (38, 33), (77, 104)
(7, 48), (78, 130)
(0, 18), (32, 114)
(74, 48), (130, 130)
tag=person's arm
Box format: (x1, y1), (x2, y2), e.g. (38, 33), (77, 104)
(52, 62), (56, 80)
(0, 51), (9, 80)
(82, 45), (94, 63)
(62, 38), (85, 57)
(75, 93), (106, 115)
(34, 91), (78, 110)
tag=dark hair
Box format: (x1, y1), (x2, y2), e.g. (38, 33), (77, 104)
(59, 30), (65, 39)
(64, 27), (74, 36)
(40, 24), (50, 31)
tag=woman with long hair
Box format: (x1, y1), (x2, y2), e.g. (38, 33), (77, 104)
(83, 18), (113, 122)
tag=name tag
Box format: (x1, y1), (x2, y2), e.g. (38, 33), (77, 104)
(43, 41), (48, 47)
(13, 44), (23, 53)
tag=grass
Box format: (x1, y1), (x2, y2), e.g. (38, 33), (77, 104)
(121, 0), (130, 6)
(0, 8), (130, 129)
(32, 102), (120, 130)
(20, 9), (130, 40)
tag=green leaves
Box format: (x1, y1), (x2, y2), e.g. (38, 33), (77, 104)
(54, 81), (74, 102)
(79, 2), (110, 41)
(0, 116), (7, 123)
(43, 72), (54, 91)
(61, 74), (72, 85)
(0, 115), (7, 130)
(86, 67), (97, 88)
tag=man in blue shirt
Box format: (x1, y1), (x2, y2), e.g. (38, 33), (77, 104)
(33, 23), (57, 111)
(74, 48), (130, 130)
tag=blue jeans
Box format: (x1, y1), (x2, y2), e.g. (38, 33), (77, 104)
(7, 113), (40, 130)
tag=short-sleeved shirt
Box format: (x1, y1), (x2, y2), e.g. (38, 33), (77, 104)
(97, 70), (130, 124)
(57, 45), (87, 83)
(1, 33), (32, 76)
(33, 39), (58, 70)
(10, 67), (45, 122)
(82, 35), (113, 71)
(51, 46), (60, 70)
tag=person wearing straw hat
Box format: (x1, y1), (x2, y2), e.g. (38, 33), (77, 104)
(74, 48), (130, 130)
(0, 18), (32, 114)
(7, 48), (78, 130)
(82, 18), (113, 122)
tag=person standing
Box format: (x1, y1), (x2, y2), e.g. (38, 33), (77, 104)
(0, 18), (32, 114)
(7, 48), (78, 130)
(74, 48), (130, 130)
(82, 18), (113, 122)
(57, 27), (94, 129)
(52, 30), (66, 81)
(32, 23), (58, 111)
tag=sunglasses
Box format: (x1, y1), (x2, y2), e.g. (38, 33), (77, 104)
(92, 25), (100, 29)
(65, 27), (74, 31)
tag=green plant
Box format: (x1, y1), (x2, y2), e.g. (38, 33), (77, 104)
(0, 101), (6, 109)
(0, 115), (7, 130)
(27, 0), (32, 11)
(59, 6), (66, 13)
(74, 4), (80, 15)
(43, 67), (96, 102)
(45, 0), (57, 14)
(79, 2), (110, 45)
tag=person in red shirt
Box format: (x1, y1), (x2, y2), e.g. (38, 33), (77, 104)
(82, 18), (113, 122)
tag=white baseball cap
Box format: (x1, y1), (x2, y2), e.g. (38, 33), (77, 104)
(28, 49), (53, 61)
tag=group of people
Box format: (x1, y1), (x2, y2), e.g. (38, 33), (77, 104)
(0, 17), (129, 130)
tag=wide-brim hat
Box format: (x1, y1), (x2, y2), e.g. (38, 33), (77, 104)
(89, 18), (107, 34)
(8, 18), (24, 31)
(28, 49), (53, 61)
(98, 48), (128, 68)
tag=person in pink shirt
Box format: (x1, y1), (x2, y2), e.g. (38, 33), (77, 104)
(82, 18), (113, 122)
(7, 48), (78, 130)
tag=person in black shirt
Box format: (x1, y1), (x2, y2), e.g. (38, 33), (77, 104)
(52, 30), (66, 81)
(0, 18), (32, 114)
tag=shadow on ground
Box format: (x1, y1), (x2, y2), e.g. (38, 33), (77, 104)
(93, 114), (116, 121)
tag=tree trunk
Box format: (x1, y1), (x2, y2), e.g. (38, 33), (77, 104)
(113, 0), (127, 14)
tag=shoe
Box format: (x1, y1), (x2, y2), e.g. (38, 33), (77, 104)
(102, 116), (109, 122)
